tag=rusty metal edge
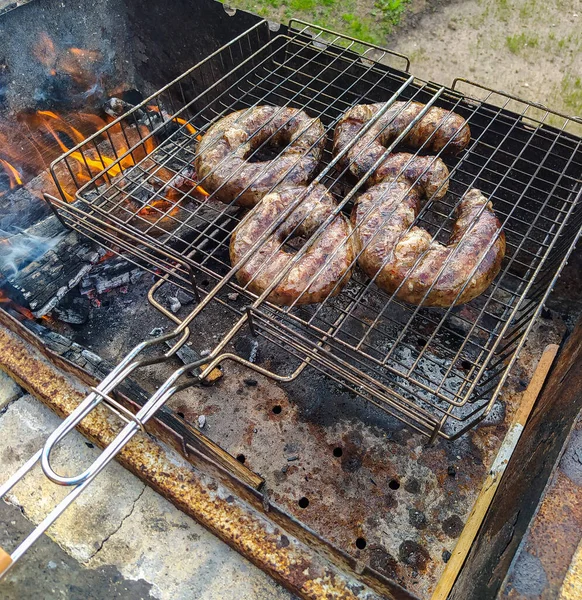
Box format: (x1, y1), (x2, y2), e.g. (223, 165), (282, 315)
(450, 318), (582, 600)
(0, 309), (416, 600)
(499, 405), (582, 599)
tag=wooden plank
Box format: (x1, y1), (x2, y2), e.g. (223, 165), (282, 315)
(0, 547), (12, 575)
(432, 344), (559, 600)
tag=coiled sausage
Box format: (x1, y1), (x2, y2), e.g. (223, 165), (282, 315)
(195, 106), (325, 208)
(230, 184), (356, 305)
(333, 101), (471, 181)
(352, 185), (505, 306)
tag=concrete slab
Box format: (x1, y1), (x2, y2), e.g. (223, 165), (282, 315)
(0, 394), (295, 599)
(0, 500), (155, 600)
(0, 395), (146, 562)
(0, 370), (23, 410)
(87, 486), (297, 600)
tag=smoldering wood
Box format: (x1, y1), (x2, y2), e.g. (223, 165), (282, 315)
(54, 294), (90, 324)
(22, 313), (150, 403)
(0, 186), (53, 231)
(80, 255), (144, 295)
(1, 214), (99, 317)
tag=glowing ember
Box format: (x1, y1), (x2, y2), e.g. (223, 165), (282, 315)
(0, 289), (35, 320)
(138, 197), (180, 220)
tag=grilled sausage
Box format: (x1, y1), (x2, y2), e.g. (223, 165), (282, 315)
(369, 152), (450, 200)
(230, 184), (356, 305)
(352, 185), (505, 306)
(195, 106), (325, 208)
(333, 101), (471, 181)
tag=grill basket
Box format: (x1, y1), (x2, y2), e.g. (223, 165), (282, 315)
(46, 19), (582, 441)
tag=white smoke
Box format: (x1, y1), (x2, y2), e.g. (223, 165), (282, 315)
(0, 228), (64, 278)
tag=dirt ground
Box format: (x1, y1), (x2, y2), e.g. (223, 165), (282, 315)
(228, 0), (581, 124)
(389, 0), (581, 122)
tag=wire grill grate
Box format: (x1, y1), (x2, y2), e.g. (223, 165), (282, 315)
(47, 20), (582, 439)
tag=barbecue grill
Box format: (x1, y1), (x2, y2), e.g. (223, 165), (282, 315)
(2, 14), (582, 589)
(46, 20), (582, 439)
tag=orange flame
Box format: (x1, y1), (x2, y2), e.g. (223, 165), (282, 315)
(0, 159), (23, 193)
(3, 33), (207, 215)
(34, 33), (102, 86)
(0, 289), (35, 320)
(32, 110), (158, 191)
(147, 105), (201, 138)
(33, 33), (57, 74)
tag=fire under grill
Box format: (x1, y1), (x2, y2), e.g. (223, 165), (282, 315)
(45, 20), (582, 442)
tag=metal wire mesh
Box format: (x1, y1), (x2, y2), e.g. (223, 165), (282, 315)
(47, 20), (582, 439)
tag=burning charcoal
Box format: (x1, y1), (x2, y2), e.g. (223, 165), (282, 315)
(164, 341), (223, 384)
(80, 256), (144, 295)
(104, 97), (148, 121)
(176, 290), (194, 305)
(169, 296), (181, 314)
(54, 295), (90, 325)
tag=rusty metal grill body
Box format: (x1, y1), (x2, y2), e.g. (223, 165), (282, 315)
(1, 17), (581, 581)
(46, 20), (582, 442)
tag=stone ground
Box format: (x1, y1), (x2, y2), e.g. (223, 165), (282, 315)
(0, 390), (294, 600)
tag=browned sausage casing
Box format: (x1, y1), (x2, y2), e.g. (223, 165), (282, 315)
(333, 101), (471, 181)
(370, 152), (450, 200)
(352, 185), (505, 306)
(230, 184), (356, 305)
(195, 106), (325, 208)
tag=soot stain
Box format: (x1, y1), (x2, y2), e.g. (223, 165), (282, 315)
(404, 478), (421, 494)
(369, 547), (399, 581)
(384, 493), (398, 510)
(409, 509), (428, 530)
(442, 514), (464, 538)
(398, 540), (431, 571)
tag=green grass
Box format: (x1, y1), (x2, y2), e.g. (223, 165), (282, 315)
(341, 13), (377, 44)
(519, 1), (536, 19)
(376, 0), (411, 26)
(505, 32), (539, 53)
(289, 0), (317, 11)
(219, 0), (411, 49)
(493, 0), (510, 21)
